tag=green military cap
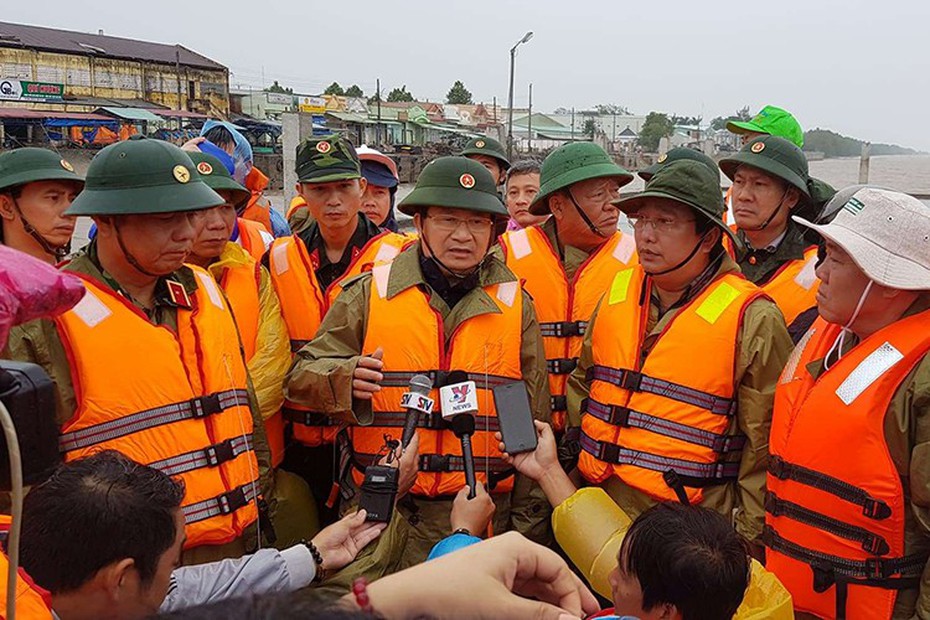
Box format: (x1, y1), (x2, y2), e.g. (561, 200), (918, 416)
(530, 142), (633, 215)
(638, 147), (719, 182)
(0, 147), (84, 192)
(66, 137), (223, 216)
(727, 105), (804, 148)
(295, 134), (361, 183)
(186, 151), (250, 208)
(615, 160), (738, 248)
(397, 156), (507, 218)
(459, 136), (511, 171)
(718, 135), (811, 200)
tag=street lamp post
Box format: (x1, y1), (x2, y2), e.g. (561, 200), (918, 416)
(507, 30), (533, 160)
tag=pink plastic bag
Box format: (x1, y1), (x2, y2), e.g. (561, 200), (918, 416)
(0, 246), (85, 350)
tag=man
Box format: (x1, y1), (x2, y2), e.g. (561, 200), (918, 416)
(459, 136), (510, 187)
(766, 187), (930, 620)
(285, 156), (552, 571)
(726, 105), (804, 148)
(0, 147), (84, 263)
(6, 137), (272, 564)
(720, 136), (833, 340)
(499, 142), (636, 435)
(569, 160), (792, 555)
(14, 451), (385, 619)
(503, 160), (546, 231)
(199, 120), (291, 238)
(268, 135), (409, 519)
(637, 147), (718, 183)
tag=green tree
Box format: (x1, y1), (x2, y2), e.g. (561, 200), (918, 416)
(324, 82), (345, 96)
(710, 105), (751, 131)
(445, 80), (473, 105)
(582, 118), (597, 138)
(638, 112), (674, 151)
(670, 114), (703, 127)
(345, 84), (364, 98)
(594, 103), (632, 115)
(386, 85), (414, 102)
(264, 80), (293, 94)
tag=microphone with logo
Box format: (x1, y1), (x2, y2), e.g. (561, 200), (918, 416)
(439, 370), (479, 499)
(400, 374), (434, 449)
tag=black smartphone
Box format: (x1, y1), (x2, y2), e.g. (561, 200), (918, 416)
(493, 381), (538, 454)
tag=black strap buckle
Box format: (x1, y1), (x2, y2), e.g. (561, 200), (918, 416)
(768, 455), (789, 480)
(608, 405), (631, 427)
(864, 535), (891, 557)
(764, 492), (782, 516)
(597, 441), (620, 464)
(620, 370), (643, 392)
(663, 469), (691, 505)
(424, 412), (446, 431)
(192, 393), (223, 419)
(545, 321), (584, 338)
(864, 558), (889, 580)
(550, 395), (567, 413)
(419, 454), (452, 473)
(205, 439), (236, 467)
(863, 498), (892, 520)
(218, 486), (249, 515)
(811, 562), (836, 593)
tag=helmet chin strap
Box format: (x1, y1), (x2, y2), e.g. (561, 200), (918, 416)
(744, 188), (790, 232)
(567, 190), (611, 238)
(824, 280), (873, 371)
(420, 229), (492, 281)
(113, 220), (161, 278)
(642, 229), (713, 277)
(11, 197), (70, 261)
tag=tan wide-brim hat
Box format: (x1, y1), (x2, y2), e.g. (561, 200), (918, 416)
(793, 187), (930, 290)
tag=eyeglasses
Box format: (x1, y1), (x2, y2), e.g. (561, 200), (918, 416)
(627, 215), (695, 232)
(426, 214), (494, 234)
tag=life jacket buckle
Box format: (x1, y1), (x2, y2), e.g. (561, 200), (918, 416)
(419, 454), (452, 473)
(597, 441), (620, 464)
(205, 438), (236, 467)
(547, 358), (578, 375)
(620, 371), (643, 392)
(218, 486), (249, 515)
(764, 492), (782, 516)
(555, 321), (585, 337)
(863, 498), (892, 520)
(608, 405), (631, 427)
(550, 395), (567, 413)
(192, 393), (223, 418)
(864, 535), (891, 557)
(768, 455), (789, 480)
(811, 562), (836, 593)
(864, 558), (888, 579)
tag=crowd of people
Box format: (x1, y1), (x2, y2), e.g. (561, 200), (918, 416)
(0, 104), (926, 620)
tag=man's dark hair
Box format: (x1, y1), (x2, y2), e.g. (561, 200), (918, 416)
(155, 592), (381, 619)
(619, 502), (750, 620)
(18, 450), (185, 593)
(505, 159), (541, 183)
(202, 125), (236, 150)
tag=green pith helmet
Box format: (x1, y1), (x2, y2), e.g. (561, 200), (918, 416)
(66, 137), (223, 216)
(295, 134), (361, 183)
(718, 135), (811, 199)
(186, 151), (250, 208)
(397, 156), (507, 218)
(530, 142), (633, 215)
(638, 147), (719, 182)
(459, 136), (511, 171)
(726, 105), (804, 148)
(615, 160), (738, 248)
(0, 147), (84, 192)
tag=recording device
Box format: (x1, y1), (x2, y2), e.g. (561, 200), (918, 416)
(440, 370), (478, 499)
(492, 381), (538, 455)
(0, 361), (60, 490)
(400, 374), (434, 449)
(358, 462), (399, 524)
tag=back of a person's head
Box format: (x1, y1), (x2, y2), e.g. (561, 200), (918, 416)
(154, 593), (379, 619)
(620, 503), (749, 620)
(18, 450), (184, 594)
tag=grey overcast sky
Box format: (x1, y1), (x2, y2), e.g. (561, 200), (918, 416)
(6, 0), (929, 149)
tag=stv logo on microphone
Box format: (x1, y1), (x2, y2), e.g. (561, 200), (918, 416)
(451, 384), (471, 404)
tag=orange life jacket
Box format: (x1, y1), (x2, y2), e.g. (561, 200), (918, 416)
(765, 313), (930, 620)
(237, 217), (268, 261)
(500, 226), (638, 431)
(286, 195), (307, 220)
(0, 517), (53, 620)
(578, 265), (762, 505)
(216, 251), (285, 469)
(350, 260), (523, 497)
(268, 231), (410, 446)
(241, 167), (274, 235)
(55, 270), (260, 549)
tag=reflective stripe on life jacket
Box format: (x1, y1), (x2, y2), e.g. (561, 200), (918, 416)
(501, 226), (637, 431)
(269, 231), (410, 447)
(766, 312), (930, 620)
(351, 260), (524, 497)
(757, 246), (819, 327)
(55, 270), (260, 549)
(578, 265), (762, 505)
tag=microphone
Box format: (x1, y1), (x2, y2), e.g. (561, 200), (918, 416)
(440, 370), (479, 499)
(400, 374), (434, 449)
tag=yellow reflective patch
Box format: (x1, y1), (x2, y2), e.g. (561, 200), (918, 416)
(696, 282), (741, 324)
(608, 269), (634, 305)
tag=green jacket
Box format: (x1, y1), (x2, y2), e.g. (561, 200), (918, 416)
(3, 243), (274, 564)
(285, 242), (553, 574)
(567, 254), (793, 545)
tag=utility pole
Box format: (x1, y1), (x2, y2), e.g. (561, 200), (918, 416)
(376, 78), (382, 146)
(527, 83), (533, 153)
(175, 46), (182, 111)
(571, 107), (575, 141)
(506, 31), (533, 160)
